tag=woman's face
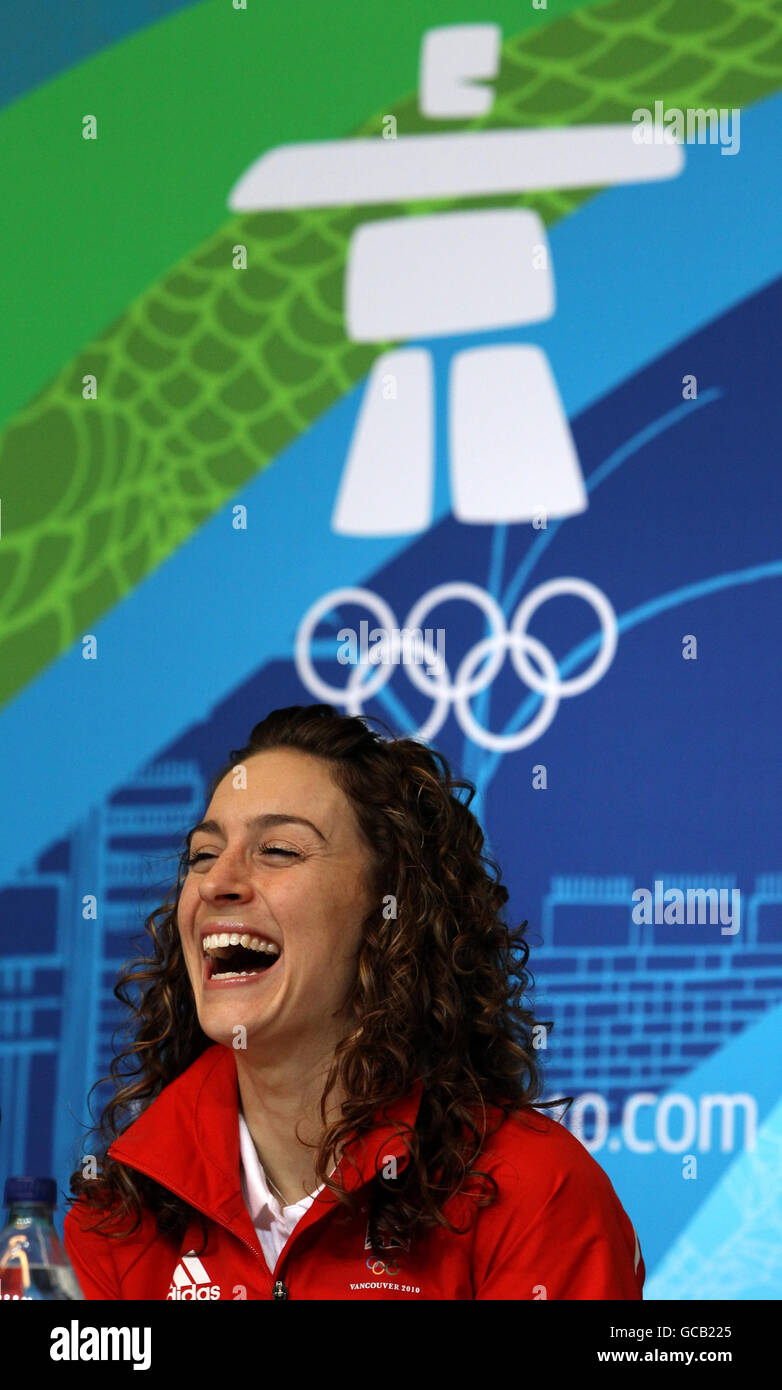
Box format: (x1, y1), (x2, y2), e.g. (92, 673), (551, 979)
(177, 747), (376, 1056)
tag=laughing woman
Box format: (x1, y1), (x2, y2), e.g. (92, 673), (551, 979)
(64, 703), (644, 1300)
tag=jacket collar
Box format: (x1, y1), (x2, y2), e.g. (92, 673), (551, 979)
(108, 1043), (424, 1243)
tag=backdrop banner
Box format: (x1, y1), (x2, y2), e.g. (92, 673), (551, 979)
(2, 0), (781, 1301)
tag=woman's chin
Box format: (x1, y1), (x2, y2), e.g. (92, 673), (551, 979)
(196, 993), (280, 1047)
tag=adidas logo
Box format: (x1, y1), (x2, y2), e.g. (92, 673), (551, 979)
(167, 1251), (221, 1300)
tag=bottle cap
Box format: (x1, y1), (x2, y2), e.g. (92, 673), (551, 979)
(3, 1176), (57, 1206)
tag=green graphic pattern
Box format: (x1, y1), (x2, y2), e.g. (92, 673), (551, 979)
(1, 0), (781, 707)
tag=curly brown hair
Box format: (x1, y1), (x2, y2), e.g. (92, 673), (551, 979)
(68, 703), (570, 1256)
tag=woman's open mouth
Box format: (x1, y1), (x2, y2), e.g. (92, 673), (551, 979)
(202, 933), (282, 988)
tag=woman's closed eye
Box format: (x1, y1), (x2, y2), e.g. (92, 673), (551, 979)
(186, 844), (301, 867)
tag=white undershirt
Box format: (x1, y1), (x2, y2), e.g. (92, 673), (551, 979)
(238, 1111), (335, 1275)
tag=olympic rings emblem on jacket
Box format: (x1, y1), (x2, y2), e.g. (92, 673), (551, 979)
(366, 1257), (401, 1275)
(296, 578), (618, 751)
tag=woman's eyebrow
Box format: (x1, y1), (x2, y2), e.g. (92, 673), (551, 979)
(187, 812), (326, 844)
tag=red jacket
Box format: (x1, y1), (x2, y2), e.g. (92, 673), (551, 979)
(64, 1043), (645, 1300)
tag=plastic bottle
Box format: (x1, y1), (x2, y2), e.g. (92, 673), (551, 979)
(0, 1176), (84, 1300)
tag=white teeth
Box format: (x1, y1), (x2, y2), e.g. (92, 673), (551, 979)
(201, 932), (280, 956)
(212, 969), (264, 979)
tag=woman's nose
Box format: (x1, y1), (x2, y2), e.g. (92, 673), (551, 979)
(198, 851), (255, 899)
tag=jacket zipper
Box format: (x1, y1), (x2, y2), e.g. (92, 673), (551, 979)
(108, 1156), (283, 1298)
(113, 1150), (380, 1300)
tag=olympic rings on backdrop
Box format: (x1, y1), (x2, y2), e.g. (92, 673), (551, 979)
(294, 578), (618, 751)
